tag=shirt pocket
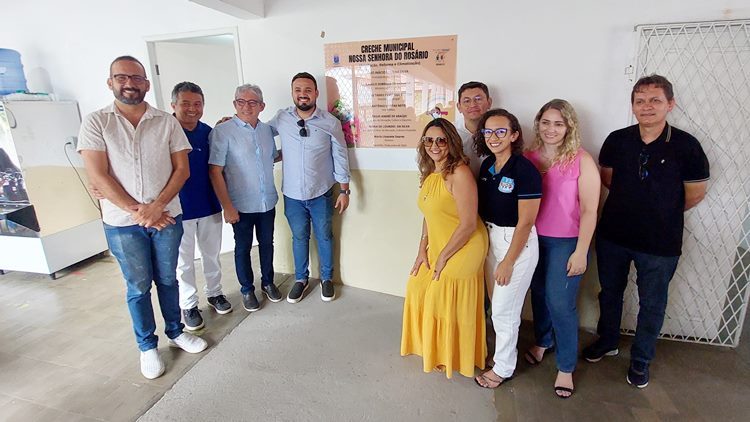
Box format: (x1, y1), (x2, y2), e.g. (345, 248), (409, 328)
(306, 127), (330, 151)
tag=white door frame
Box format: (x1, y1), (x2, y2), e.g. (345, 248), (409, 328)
(144, 26), (243, 110)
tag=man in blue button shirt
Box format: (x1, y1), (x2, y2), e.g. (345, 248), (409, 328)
(268, 72), (351, 303)
(171, 82), (232, 330)
(209, 84), (282, 312)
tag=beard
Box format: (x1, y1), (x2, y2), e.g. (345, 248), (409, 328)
(115, 87), (145, 105)
(294, 97), (315, 112)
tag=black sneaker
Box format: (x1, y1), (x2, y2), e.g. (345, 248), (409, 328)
(321, 280), (335, 302)
(242, 292), (261, 312)
(287, 281), (309, 304)
(207, 295), (233, 314)
(182, 307), (204, 331)
(582, 340), (619, 363)
(626, 361), (649, 388)
(262, 283), (283, 303)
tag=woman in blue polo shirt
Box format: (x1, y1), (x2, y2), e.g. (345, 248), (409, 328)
(473, 109), (542, 389)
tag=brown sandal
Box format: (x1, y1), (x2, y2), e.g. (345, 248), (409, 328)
(474, 372), (512, 389)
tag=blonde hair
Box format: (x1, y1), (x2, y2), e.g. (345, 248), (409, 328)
(530, 99), (581, 168)
(416, 118), (468, 185)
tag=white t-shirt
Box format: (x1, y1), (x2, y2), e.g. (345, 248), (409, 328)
(455, 115), (482, 177)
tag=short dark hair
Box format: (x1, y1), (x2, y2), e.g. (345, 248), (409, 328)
(458, 81), (489, 99)
(473, 108), (524, 157)
(292, 72), (317, 90)
(110, 55), (146, 76)
(171, 81), (204, 103)
(631, 74), (674, 103)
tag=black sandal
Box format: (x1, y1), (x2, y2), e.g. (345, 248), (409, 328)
(525, 346), (554, 365)
(554, 385), (575, 399)
(524, 350), (541, 365)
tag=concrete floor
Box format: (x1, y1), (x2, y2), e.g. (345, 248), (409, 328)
(140, 282), (495, 422)
(0, 251), (749, 421)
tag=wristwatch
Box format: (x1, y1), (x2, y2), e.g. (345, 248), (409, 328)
(339, 189), (351, 195)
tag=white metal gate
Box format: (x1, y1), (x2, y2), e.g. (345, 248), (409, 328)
(623, 19), (750, 347)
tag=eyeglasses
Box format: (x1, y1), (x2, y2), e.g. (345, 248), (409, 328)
(111, 74), (147, 84)
(421, 136), (448, 148)
(638, 150), (650, 180)
(234, 99), (261, 108)
(297, 119), (308, 137)
(481, 128), (509, 139)
(460, 95), (486, 105)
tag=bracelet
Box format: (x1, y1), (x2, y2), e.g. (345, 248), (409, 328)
(339, 189), (351, 195)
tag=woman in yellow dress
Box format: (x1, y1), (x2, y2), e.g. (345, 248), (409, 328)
(401, 118), (488, 378)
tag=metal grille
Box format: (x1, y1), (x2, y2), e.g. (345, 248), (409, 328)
(621, 20), (750, 347)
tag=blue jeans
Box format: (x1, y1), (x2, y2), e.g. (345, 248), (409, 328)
(104, 216), (185, 351)
(232, 208), (275, 294)
(530, 236), (583, 373)
(283, 189), (334, 281)
(595, 235), (679, 364)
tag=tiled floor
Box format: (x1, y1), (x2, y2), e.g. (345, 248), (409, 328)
(1, 252), (749, 421)
(0, 252), (292, 422)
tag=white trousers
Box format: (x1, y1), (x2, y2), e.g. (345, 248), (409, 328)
(485, 223), (539, 378)
(177, 212), (224, 309)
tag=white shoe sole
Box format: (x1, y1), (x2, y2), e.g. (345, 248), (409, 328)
(287, 283), (310, 304)
(321, 288), (335, 302)
(584, 348), (619, 363)
(141, 366), (165, 380)
(184, 322), (204, 331)
(208, 302), (233, 315)
(243, 303), (261, 312)
(262, 289), (283, 303)
(626, 375), (649, 388)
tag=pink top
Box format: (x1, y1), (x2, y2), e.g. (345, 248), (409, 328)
(524, 148), (583, 238)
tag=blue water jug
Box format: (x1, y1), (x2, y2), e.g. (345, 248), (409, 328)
(0, 49), (28, 95)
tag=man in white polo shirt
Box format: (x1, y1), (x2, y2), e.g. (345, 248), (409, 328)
(455, 81), (493, 177)
(78, 55), (208, 380)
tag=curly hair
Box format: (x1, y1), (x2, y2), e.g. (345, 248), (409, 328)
(472, 108), (524, 157)
(417, 118), (468, 185)
(528, 99), (581, 169)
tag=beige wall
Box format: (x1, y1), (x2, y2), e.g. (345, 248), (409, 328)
(272, 169), (421, 298)
(271, 168), (601, 329)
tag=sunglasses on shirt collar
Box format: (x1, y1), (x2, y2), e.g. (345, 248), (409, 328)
(297, 119), (308, 137)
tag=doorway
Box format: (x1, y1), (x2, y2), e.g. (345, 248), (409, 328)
(145, 27), (243, 254)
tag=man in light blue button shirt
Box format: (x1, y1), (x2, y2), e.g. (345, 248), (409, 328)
(209, 84), (282, 312)
(268, 72), (351, 304)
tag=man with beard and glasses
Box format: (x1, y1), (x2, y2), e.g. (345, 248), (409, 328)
(268, 72), (350, 304)
(78, 56), (208, 380)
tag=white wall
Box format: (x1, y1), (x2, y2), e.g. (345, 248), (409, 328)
(1, 0), (240, 113)
(2, 0), (748, 327)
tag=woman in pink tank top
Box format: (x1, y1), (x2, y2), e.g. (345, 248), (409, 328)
(522, 99), (601, 398)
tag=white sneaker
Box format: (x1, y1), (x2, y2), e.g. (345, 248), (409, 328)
(140, 348), (165, 379)
(168, 332), (208, 354)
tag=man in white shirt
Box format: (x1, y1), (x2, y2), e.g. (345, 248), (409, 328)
(455, 81), (493, 176)
(78, 56), (208, 380)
